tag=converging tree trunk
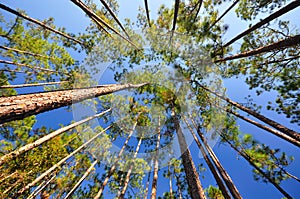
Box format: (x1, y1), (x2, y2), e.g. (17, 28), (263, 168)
(223, 0), (300, 47)
(0, 83), (147, 124)
(151, 117), (161, 199)
(0, 81), (68, 89)
(0, 59), (57, 73)
(144, 0), (151, 27)
(0, 109), (111, 166)
(199, 85), (300, 141)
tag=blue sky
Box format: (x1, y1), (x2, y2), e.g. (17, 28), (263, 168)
(1, 0), (300, 198)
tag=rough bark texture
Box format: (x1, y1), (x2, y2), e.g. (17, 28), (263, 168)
(221, 135), (293, 199)
(93, 121), (138, 199)
(0, 109), (111, 166)
(173, 113), (206, 199)
(183, 116), (231, 199)
(13, 126), (111, 198)
(199, 85), (300, 141)
(64, 160), (98, 199)
(119, 137), (143, 198)
(216, 34), (300, 62)
(0, 83), (147, 124)
(223, 0), (300, 47)
(189, 117), (243, 199)
(0, 3), (84, 45)
(150, 118), (161, 199)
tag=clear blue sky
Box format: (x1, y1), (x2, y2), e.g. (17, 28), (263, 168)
(1, 0), (299, 198)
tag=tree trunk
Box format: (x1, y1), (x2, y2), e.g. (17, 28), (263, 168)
(150, 117), (161, 199)
(220, 134), (293, 199)
(119, 137), (143, 198)
(168, 162), (173, 199)
(175, 174), (183, 199)
(189, 116), (243, 199)
(0, 109), (111, 166)
(222, 106), (300, 147)
(93, 120), (138, 199)
(0, 83), (147, 124)
(99, 0), (130, 39)
(144, 0), (151, 27)
(144, 160), (152, 199)
(64, 160), (98, 199)
(0, 3), (84, 45)
(183, 116), (231, 199)
(12, 126), (111, 198)
(208, 0), (240, 31)
(0, 59), (57, 73)
(223, 0), (300, 47)
(172, 0), (180, 32)
(27, 173), (57, 199)
(70, 0), (138, 49)
(216, 34), (300, 62)
(173, 111), (206, 199)
(0, 81), (68, 89)
(199, 84), (300, 141)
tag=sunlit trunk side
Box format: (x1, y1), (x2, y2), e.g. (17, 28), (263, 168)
(0, 81), (68, 89)
(199, 84), (300, 141)
(119, 137), (143, 199)
(216, 34), (300, 62)
(0, 3), (84, 45)
(220, 134), (293, 199)
(144, 159), (153, 199)
(168, 162), (173, 199)
(189, 116), (243, 199)
(0, 83), (147, 124)
(27, 173), (57, 199)
(172, 110), (206, 199)
(183, 116), (231, 199)
(151, 117), (161, 199)
(63, 160), (98, 199)
(12, 126), (111, 198)
(223, 0), (300, 47)
(0, 109), (111, 166)
(221, 106), (300, 148)
(93, 119), (139, 199)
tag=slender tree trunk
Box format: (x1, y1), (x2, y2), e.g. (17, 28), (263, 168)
(0, 81), (68, 89)
(175, 174), (183, 199)
(119, 137), (143, 198)
(150, 117), (161, 199)
(99, 0), (130, 39)
(172, 0), (180, 32)
(0, 45), (56, 60)
(189, 116), (243, 199)
(0, 83), (147, 124)
(223, 0), (300, 47)
(216, 34), (300, 62)
(199, 84), (300, 141)
(144, 160), (153, 199)
(70, 0), (138, 49)
(193, 0), (203, 22)
(144, 0), (151, 27)
(0, 59), (57, 73)
(27, 173), (57, 199)
(173, 111), (206, 199)
(64, 160), (98, 199)
(12, 126), (111, 198)
(168, 162), (173, 199)
(183, 116), (231, 199)
(0, 109), (111, 166)
(220, 134), (293, 199)
(208, 0), (240, 30)
(0, 171), (17, 184)
(93, 120), (138, 199)
(221, 106), (300, 147)
(0, 3), (84, 45)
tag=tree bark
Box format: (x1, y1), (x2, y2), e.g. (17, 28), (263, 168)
(119, 137), (143, 198)
(12, 126), (111, 198)
(173, 111), (206, 199)
(216, 34), (300, 62)
(0, 83), (147, 124)
(172, 0), (180, 32)
(0, 109), (111, 166)
(183, 116), (231, 199)
(93, 120), (138, 199)
(189, 116), (242, 199)
(0, 3), (84, 45)
(199, 84), (300, 141)
(150, 117), (161, 199)
(220, 134), (293, 199)
(223, 0), (300, 47)
(0, 81), (68, 89)
(144, 160), (152, 199)
(64, 160), (98, 199)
